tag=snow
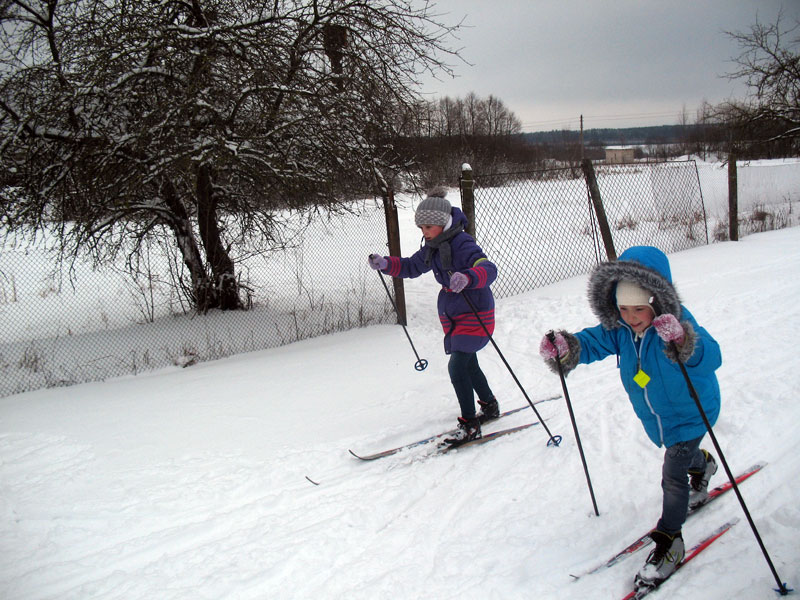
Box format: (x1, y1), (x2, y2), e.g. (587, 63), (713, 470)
(2, 207), (799, 599)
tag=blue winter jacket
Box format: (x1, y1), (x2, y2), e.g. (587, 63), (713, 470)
(574, 246), (722, 448)
(383, 207), (497, 354)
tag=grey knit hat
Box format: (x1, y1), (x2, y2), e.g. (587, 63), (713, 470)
(415, 187), (451, 227)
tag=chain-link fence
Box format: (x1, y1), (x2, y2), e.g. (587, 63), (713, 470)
(0, 200), (394, 398)
(4, 159), (796, 398)
(471, 160), (708, 298)
(695, 160), (800, 240)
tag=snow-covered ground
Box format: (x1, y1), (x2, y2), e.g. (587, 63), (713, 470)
(1, 210), (798, 597)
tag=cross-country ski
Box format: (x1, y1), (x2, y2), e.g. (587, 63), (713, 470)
(620, 519), (740, 600)
(347, 397), (558, 461)
(569, 462), (766, 580)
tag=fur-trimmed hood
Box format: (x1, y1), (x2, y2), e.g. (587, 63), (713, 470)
(588, 246), (682, 329)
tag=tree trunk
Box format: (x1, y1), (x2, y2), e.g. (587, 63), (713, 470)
(196, 163), (242, 310)
(160, 177), (214, 311)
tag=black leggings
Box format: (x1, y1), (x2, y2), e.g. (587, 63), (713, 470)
(448, 350), (494, 419)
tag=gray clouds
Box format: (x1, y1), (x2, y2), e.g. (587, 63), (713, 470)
(421, 0), (797, 130)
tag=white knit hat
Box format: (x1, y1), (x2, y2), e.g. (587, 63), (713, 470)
(616, 280), (654, 308)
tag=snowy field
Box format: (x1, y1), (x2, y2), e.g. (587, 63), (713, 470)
(1, 200), (798, 597)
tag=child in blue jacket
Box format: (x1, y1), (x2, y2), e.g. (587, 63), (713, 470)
(369, 188), (499, 445)
(539, 246), (721, 588)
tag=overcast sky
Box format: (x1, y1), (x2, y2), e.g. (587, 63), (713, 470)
(418, 0), (797, 131)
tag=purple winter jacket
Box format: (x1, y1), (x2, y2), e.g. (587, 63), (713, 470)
(382, 207), (497, 354)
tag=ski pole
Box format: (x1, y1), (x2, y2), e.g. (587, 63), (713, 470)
(455, 282), (561, 447)
(670, 340), (790, 595)
(546, 331), (599, 516)
(374, 266), (428, 372)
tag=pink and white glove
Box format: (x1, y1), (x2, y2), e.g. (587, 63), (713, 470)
(539, 332), (570, 360)
(448, 271), (469, 293)
(368, 254), (388, 271)
(653, 314), (685, 345)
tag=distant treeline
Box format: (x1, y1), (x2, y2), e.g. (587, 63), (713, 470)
(522, 125), (692, 146)
(397, 94), (797, 187)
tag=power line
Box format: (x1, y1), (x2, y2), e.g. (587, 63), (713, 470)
(583, 110), (685, 123)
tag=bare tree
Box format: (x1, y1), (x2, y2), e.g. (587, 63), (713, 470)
(392, 91), (529, 184)
(711, 12), (800, 153)
(403, 92), (521, 139)
(0, 0), (461, 310)
(463, 91), (484, 136)
(486, 94), (521, 136)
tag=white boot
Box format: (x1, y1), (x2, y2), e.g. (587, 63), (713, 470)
(634, 530), (685, 588)
(688, 450), (718, 509)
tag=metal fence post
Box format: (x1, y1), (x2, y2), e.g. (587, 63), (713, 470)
(728, 153), (738, 241)
(460, 163), (476, 238)
(581, 158), (617, 261)
(382, 188), (407, 326)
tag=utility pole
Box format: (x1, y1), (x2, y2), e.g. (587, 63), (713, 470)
(580, 114), (584, 160)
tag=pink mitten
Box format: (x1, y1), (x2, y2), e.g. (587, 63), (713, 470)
(448, 271), (469, 293)
(539, 332), (569, 360)
(653, 314), (685, 344)
(368, 254), (388, 271)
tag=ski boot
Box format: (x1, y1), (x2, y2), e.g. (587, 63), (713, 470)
(476, 398), (500, 423)
(634, 530), (685, 589)
(443, 416), (482, 447)
(688, 449), (718, 509)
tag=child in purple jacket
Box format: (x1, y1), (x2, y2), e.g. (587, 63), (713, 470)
(368, 187), (499, 445)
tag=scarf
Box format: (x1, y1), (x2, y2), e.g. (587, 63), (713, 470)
(422, 222), (464, 271)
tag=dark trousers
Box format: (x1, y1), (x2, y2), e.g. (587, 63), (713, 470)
(448, 350), (494, 419)
(656, 435), (707, 534)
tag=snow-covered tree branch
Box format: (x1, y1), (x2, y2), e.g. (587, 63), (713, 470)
(0, 0), (462, 310)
